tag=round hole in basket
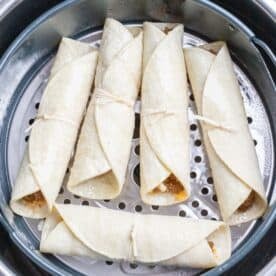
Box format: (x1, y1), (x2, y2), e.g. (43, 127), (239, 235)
(133, 114), (140, 139)
(207, 177), (214, 184)
(105, 261), (113, 265)
(29, 118), (35, 125)
(118, 202), (126, 210)
(133, 164), (140, 186)
(129, 263), (138, 269)
(194, 156), (202, 163)
(201, 209), (208, 216)
(35, 102), (40, 109)
(194, 139), (202, 147)
(201, 187), (209, 195)
(179, 210), (186, 217)
(134, 144), (140, 155)
(190, 171), (197, 178)
(135, 205), (142, 212)
(190, 124), (197, 131)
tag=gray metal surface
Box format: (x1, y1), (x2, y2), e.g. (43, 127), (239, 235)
(5, 28), (274, 276)
(0, 259), (16, 276)
(0, 1), (275, 276)
(0, 0), (22, 21)
(254, 0), (276, 20)
(257, 257), (276, 276)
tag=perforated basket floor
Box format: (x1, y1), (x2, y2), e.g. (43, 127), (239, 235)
(4, 27), (274, 275)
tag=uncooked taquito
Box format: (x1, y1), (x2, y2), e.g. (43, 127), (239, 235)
(40, 204), (231, 268)
(140, 22), (189, 205)
(67, 18), (142, 199)
(184, 42), (267, 225)
(10, 38), (98, 219)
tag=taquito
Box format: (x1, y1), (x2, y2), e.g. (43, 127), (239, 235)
(184, 42), (267, 225)
(140, 22), (189, 205)
(40, 204), (231, 268)
(67, 18), (143, 199)
(10, 38), (98, 218)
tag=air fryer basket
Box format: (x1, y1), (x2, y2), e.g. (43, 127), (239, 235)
(0, 1), (275, 275)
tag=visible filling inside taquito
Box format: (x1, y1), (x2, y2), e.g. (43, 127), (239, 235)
(207, 240), (218, 259)
(237, 191), (255, 212)
(163, 26), (173, 34)
(21, 191), (45, 208)
(151, 174), (187, 200)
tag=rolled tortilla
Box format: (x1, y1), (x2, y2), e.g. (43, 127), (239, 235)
(40, 204), (231, 268)
(10, 38), (98, 218)
(184, 42), (267, 225)
(140, 22), (189, 205)
(67, 18), (142, 199)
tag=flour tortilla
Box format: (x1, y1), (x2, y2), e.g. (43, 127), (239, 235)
(40, 204), (231, 268)
(184, 42), (267, 225)
(10, 38), (98, 218)
(67, 18), (142, 199)
(140, 22), (189, 205)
